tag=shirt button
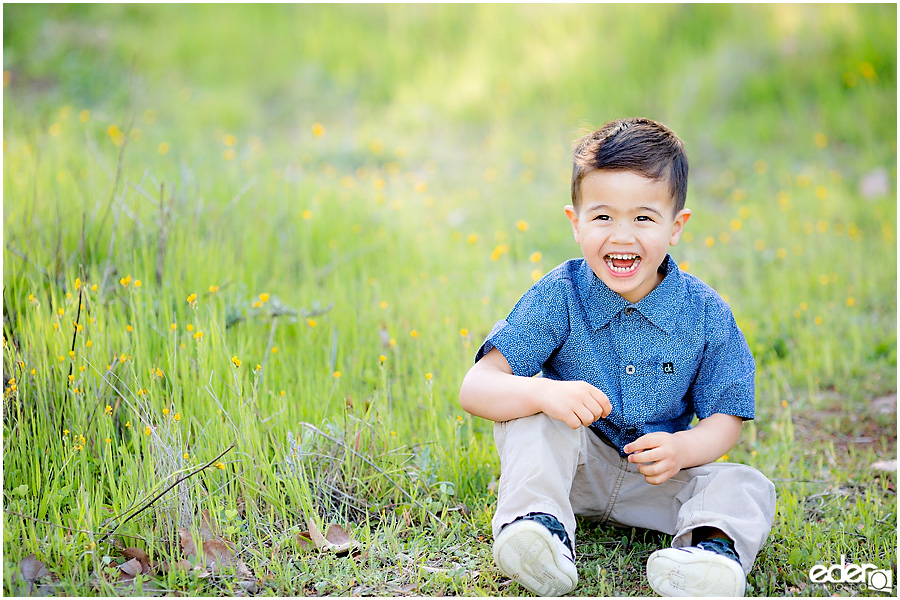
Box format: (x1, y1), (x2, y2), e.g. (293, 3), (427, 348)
(625, 364), (636, 375)
(624, 307), (634, 316)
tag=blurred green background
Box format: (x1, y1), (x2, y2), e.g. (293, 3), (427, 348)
(2, 4), (896, 595)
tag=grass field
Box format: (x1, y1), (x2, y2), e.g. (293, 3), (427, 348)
(2, 4), (897, 596)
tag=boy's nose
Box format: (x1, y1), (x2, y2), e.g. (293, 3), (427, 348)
(609, 223), (636, 243)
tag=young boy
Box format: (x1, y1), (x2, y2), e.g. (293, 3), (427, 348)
(459, 118), (776, 597)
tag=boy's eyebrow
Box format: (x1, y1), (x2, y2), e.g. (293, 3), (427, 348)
(583, 203), (665, 217)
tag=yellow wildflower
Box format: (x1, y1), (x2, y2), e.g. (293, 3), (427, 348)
(187, 293), (197, 305)
(259, 293), (270, 303)
(231, 356), (241, 368)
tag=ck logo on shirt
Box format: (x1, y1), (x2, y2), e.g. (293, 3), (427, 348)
(662, 362), (675, 374)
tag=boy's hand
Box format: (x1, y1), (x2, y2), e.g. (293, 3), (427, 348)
(623, 414), (743, 485)
(538, 380), (612, 429)
(623, 432), (685, 485)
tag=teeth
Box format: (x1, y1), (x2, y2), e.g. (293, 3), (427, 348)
(604, 254), (641, 274)
(606, 253), (640, 260)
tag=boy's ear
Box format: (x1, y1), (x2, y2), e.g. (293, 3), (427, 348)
(564, 205), (581, 243)
(669, 208), (692, 246)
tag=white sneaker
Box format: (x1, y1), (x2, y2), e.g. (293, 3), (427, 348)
(646, 546), (746, 597)
(493, 519), (578, 596)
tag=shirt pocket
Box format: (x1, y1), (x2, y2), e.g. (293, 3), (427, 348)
(621, 355), (686, 425)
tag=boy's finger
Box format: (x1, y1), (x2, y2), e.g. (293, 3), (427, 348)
(590, 390), (612, 417)
(628, 448), (657, 464)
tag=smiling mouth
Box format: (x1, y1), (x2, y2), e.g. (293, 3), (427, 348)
(605, 253), (641, 274)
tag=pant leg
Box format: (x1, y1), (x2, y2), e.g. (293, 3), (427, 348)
(570, 432), (776, 575)
(666, 462), (776, 575)
(491, 413), (587, 546)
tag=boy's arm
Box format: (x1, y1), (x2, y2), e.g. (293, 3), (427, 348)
(623, 413), (743, 485)
(459, 348), (612, 429)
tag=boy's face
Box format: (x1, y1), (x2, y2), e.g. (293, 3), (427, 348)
(565, 170), (691, 304)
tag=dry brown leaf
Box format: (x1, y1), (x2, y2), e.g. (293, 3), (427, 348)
(307, 518), (359, 553)
(177, 524), (256, 590)
(122, 547), (151, 573)
(199, 508), (217, 540)
(118, 558), (143, 580)
(203, 539), (242, 574)
(177, 527), (198, 560)
(15, 554), (51, 595)
(295, 531), (315, 551)
(18, 554), (50, 583)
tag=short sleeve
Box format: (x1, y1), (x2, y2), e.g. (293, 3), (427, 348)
(475, 278), (570, 378)
(690, 299), (756, 421)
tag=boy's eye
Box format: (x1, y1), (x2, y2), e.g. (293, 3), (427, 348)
(593, 214), (610, 221)
(636, 215), (654, 222)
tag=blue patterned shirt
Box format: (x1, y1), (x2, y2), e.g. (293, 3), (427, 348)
(476, 255), (755, 455)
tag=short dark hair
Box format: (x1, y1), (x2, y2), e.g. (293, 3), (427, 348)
(571, 118), (689, 214)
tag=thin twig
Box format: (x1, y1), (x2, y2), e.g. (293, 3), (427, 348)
(98, 443), (236, 544)
(299, 422), (440, 523)
(66, 286), (84, 383)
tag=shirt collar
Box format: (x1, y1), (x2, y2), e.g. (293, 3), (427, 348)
(577, 255), (685, 333)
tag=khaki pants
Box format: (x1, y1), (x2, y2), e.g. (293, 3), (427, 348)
(492, 413), (776, 575)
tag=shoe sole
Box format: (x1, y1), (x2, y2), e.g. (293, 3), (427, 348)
(647, 547), (746, 597)
(493, 520), (578, 596)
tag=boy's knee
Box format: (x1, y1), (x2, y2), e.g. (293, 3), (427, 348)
(494, 413), (585, 455)
(722, 464), (777, 516)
